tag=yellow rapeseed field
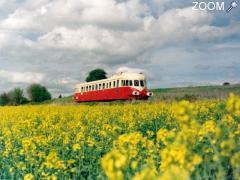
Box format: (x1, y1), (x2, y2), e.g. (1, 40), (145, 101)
(0, 94), (239, 179)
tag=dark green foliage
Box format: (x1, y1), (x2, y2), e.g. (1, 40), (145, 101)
(86, 69), (107, 82)
(0, 88), (27, 106)
(223, 82), (230, 86)
(8, 88), (27, 105)
(0, 93), (10, 106)
(27, 84), (51, 103)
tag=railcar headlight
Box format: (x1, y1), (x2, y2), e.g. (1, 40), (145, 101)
(147, 92), (153, 96)
(132, 91), (140, 96)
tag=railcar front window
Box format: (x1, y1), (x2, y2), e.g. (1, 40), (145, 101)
(140, 80), (144, 87)
(134, 80), (139, 86)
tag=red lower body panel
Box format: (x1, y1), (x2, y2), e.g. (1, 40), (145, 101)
(74, 87), (150, 102)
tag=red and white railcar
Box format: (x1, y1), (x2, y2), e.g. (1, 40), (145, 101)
(74, 72), (153, 102)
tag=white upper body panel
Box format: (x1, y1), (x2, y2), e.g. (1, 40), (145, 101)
(109, 72), (145, 81)
(75, 72), (147, 93)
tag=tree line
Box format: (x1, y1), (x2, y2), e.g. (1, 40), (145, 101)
(0, 84), (51, 106)
(0, 68), (107, 106)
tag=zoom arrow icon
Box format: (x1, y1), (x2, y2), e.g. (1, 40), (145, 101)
(226, 1), (238, 13)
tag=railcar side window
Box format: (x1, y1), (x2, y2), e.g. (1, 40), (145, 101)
(122, 80), (125, 86)
(140, 80), (144, 87)
(117, 80), (119, 87)
(95, 84), (98, 90)
(89, 86), (91, 91)
(103, 83), (105, 89)
(99, 84), (101, 90)
(92, 85), (94, 91)
(109, 82), (112, 88)
(106, 83), (109, 89)
(129, 80), (133, 86)
(81, 87), (84, 92)
(113, 81), (116, 87)
(86, 86), (88, 91)
(126, 80), (129, 86)
(134, 80), (139, 86)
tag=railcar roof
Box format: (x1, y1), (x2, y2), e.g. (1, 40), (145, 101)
(76, 72), (145, 86)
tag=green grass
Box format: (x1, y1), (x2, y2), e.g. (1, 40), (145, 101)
(30, 96), (75, 105)
(47, 84), (240, 105)
(151, 84), (240, 102)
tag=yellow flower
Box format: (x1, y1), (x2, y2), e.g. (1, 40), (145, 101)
(227, 93), (240, 115)
(9, 167), (14, 174)
(24, 173), (34, 180)
(72, 143), (81, 151)
(131, 161), (138, 170)
(0, 96), (239, 179)
(159, 165), (190, 180)
(157, 128), (175, 146)
(133, 167), (157, 180)
(220, 139), (236, 157)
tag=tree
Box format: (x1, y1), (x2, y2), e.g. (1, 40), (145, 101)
(223, 82), (230, 86)
(27, 84), (52, 103)
(7, 88), (27, 105)
(0, 92), (10, 106)
(86, 69), (107, 82)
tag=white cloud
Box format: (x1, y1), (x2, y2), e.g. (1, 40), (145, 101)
(0, 0), (239, 95)
(35, 6), (238, 57)
(0, 30), (34, 49)
(0, 0), (18, 10)
(0, 0), (5, 7)
(1, 0), (150, 31)
(115, 66), (154, 80)
(116, 66), (147, 74)
(0, 70), (44, 83)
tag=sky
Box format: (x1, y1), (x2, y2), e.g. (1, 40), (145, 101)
(0, 0), (239, 96)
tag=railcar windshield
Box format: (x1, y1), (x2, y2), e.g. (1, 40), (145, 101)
(122, 80), (146, 87)
(140, 80), (144, 87)
(134, 80), (139, 86)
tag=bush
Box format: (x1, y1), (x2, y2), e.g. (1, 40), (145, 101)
(86, 69), (107, 82)
(27, 84), (51, 103)
(0, 88), (27, 106)
(223, 82), (230, 86)
(0, 93), (10, 106)
(8, 88), (27, 105)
